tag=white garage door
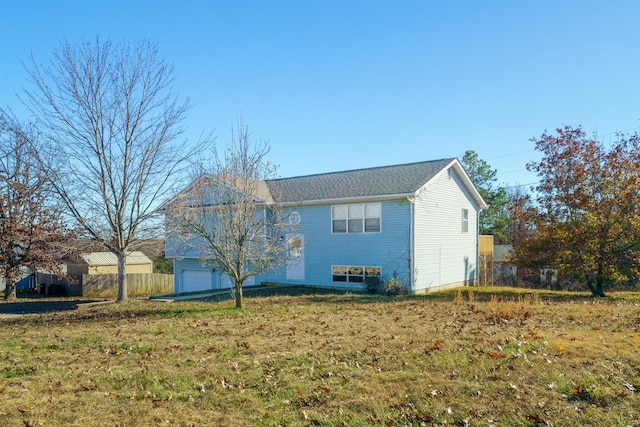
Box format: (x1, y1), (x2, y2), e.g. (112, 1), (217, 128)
(181, 269), (213, 293)
(220, 274), (255, 288)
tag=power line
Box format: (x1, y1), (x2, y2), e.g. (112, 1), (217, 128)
(487, 149), (536, 161)
(500, 168), (529, 175)
(503, 182), (539, 189)
(594, 124), (640, 138)
(483, 124), (640, 162)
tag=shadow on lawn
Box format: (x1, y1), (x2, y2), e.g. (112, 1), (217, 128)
(4, 285), (631, 324)
(201, 285), (388, 304)
(0, 298), (97, 316)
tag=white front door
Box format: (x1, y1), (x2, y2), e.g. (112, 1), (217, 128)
(286, 234), (305, 281)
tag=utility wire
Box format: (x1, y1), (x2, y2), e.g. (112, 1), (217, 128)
(503, 182), (538, 189)
(487, 149), (536, 161)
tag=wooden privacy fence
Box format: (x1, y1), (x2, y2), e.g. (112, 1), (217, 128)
(479, 235), (494, 286)
(81, 273), (174, 298)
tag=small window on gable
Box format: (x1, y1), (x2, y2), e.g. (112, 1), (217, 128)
(289, 211), (301, 225)
(448, 168), (453, 180)
(462, 208), (469, 233)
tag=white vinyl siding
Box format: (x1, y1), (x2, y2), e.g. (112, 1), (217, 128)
(413, 168), (479, 291)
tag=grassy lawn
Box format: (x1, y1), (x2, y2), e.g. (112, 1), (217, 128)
(0, 287), (639, 426)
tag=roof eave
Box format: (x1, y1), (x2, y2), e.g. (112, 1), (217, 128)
(272, 192), (416, 206)
(452, 160), (488, 209)
(422, 159), (488, 210)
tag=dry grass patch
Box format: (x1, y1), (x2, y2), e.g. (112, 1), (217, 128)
(0, 289), (639, 426)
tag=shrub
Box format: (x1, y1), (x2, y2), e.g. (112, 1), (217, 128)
(364, 275), (381, 294)
(383, 276), (405, 296)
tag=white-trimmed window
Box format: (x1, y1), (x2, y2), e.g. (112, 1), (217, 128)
(332, 203), (381, 233)
(289, 211), (301, 225)
(461, 208), (469, 233)
(332, 265), (381, 283)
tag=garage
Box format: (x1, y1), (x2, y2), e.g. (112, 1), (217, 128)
(180, 269), (213, 293)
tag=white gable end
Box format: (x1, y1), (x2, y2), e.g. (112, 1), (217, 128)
(412, 165), (480, 291)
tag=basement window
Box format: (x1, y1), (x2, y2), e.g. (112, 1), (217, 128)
(332, 265), (381, 283)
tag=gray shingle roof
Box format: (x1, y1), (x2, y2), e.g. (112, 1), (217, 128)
(265, 158), (456, 202)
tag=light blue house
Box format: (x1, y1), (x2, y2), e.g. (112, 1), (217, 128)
(166, 158), (486, 294)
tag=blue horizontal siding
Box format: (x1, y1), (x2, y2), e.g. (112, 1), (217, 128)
(169, 200), (412, 291)
(262, 200), (412, 288)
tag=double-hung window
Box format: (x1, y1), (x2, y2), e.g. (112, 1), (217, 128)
(332, 203), (381, 233)
(364, 203), (381, 232)
(461, 208), (469, 233)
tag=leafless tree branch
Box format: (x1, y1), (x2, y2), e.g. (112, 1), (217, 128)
(21, 38), (210, 301)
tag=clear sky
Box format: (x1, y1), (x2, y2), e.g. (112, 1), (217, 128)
(2, 1), (639, 189)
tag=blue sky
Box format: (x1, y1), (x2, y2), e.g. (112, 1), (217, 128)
(2, 1), (640, 189)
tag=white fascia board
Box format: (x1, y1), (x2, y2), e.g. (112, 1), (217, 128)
(419, 159), (487, 210)
(271, 193), (415, 207)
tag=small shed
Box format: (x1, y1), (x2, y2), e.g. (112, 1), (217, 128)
(494, 245), (517, 285)
(67, 251), (153, 275)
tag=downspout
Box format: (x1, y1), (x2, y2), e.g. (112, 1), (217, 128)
(476, 208), (481, 286)
(408, 196), (415, 292)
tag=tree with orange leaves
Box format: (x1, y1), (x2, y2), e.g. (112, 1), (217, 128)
(512, 126), (640, 297)
(0, 112), (76, 300)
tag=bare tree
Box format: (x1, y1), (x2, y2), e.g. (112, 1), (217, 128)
(166, 123), (294, 308)
(0, 111), (75, 300)
(22, 38), (201, 301)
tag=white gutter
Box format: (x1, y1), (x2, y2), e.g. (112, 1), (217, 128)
(476, 209), (481, 285)
(407, 196), (415, 291)
(269, 192), (416, 207)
